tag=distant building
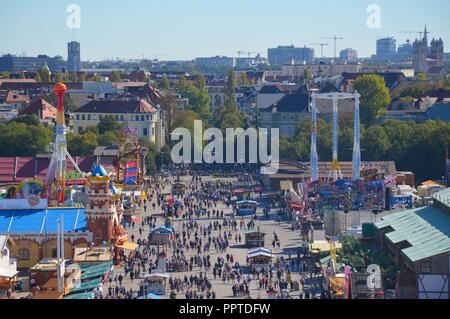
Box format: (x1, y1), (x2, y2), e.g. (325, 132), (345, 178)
(0, 54), (66, 73)
(397, 40), (413, 59)
(258, 88), (310, 138)
(268, 45), (315, 65)
(73, 99), (165, 149)
(376, 37), (397, 60)
(67, 41), (81, 72)
(195, 56), (235, 68)
(19, 98), (57, 125)
(413, 26), (445, 73)
(339, 48), (358, 61)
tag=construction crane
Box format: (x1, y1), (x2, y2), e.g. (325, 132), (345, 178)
(237, 51), (263, 58)
(309, 43), (329, 58)
(319, 35), (344, 60)
(398, 30), (430, 39)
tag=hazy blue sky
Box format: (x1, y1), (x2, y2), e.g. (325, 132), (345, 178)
(0, 0), (449, 61)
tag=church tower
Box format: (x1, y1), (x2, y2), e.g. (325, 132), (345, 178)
(413, 25), (429, 73)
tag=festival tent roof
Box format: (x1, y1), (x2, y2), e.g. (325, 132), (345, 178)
(0, 208), (86, 234)
(237, 200), (258, 205)
(115, 242), (139, 251)
(63, 292), (95, 299)
(151, 226), (173, 234)
(375, 205), (450, 262)
(247, 247), (274, 259)
(79, 262), (112, 277)
(66, 279), (102, 295)
(138, 293), (162, 300)
(421, 180), (443, 187)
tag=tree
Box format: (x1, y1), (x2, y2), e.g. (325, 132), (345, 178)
(362, 126), (391, 160)
(98, 131), (119, 146)
(161, 74), (170, 91)
(10, 114), (40, 126)
(55, 72), (63, 83)
(1, 71), (10, 79)
(0, 122), (52, 156)
(36, 65), (51, 83)
(239, 72), (251, 86)
(69, 72), (79, 83)
(98, 115), (121, 135)
(19, 72), (26, 79)
(67, 132), (98, 156)
(110, 70), (122, 83)
(79, 73), (87, 82)
(160, 93), (178, 140)
(353, 74), (391, 125)
(417, 72), (428, 81)
(224, 69), (237, 109)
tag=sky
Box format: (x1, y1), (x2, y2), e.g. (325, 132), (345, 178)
(0, 0), (449, 61)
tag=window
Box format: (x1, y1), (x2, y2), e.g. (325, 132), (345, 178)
(146, 115), (150, 121)
(76, 114), (80, 120)
(18, 248), (30, 261)
(78, 127), (83, 134)
(87, 114), (91, 121)
(141, 115), (145, 121)
(121, 115), (124, 121)
(143, 128), (148, 136)
(421, 260), (431, 273)
(116, 115), (119, 121)
(82, 114), (86, 120)
(152, 127), (155, 136)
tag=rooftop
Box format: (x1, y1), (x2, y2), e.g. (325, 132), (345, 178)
(375, 200), (450, 262)
(0, 208), (87, 234)
(74, 99), (157, 114)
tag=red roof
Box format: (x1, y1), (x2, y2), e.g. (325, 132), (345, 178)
(0, 156), (115, 184)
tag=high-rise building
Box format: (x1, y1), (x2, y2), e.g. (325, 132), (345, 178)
(268, 45), (315, 65)
(339, 48), (358, 61)
(67, 41), (81, 72)
(376, 37), (397, 60)
(0, 54), (65, 73)
(397, 40), (413, 59)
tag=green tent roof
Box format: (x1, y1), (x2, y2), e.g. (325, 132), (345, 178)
(375, 205), (450, 262)
(67, 278), (102, 295)
(64, 292), (95, 300)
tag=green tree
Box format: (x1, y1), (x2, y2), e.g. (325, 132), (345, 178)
(0, 122), (52, 156)
(69, 72), (79, 83)
(417, 72), (428, 81)
(98, 115), (121, 135)
(36, 65), (51, 83)
(110, 70), (122, 82)
(362, 126), (391, 160)
(10, 114), (40, 126)
(55, 72), (63, 83)
(19, 72), (26, 79)
(67, 132), (98, 156)
(79, 73), (87, 82)
(224, 69), (237, 109)
(161, 74), (171, 91)
(1, 71), (10, 79)
(98, 131), (119, 146)
(353, 74), (391, 125)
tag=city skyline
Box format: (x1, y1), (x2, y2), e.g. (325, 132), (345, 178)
(0, 0), (449, 61)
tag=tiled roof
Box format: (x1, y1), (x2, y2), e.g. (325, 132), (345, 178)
(19, 98), (57, 117)
(261, 93), (309, 113)
(74, 99), (157, 114)
(0, 156), (115, 184)
(424, 102), (450, 122)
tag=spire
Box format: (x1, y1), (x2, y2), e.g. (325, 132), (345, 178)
(424, 24), (428, 46)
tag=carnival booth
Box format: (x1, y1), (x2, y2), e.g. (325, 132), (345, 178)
(236, 200), (258, 217)
(149, 226), (173, 246)
(247, 247), (274, 270)
(244, 229), (266, 248)
(139, 273), (170, 296)
(171, 182), (187, 196)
